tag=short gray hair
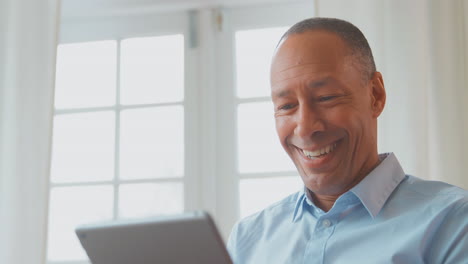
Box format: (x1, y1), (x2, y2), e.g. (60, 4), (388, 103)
(279, 17), (376, 81)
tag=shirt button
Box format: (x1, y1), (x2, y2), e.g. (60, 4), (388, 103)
(322, 219), (332, 227)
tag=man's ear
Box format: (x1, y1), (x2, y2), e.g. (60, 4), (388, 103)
(369, 72), (386, 118)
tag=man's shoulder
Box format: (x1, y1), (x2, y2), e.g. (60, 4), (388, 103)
(395, 176), (468, 262)
(401, 175), (467, 196)
(396, 175), (468, 208)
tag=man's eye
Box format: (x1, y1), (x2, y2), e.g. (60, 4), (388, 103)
(278, 104), (295, 111)
(318, 95), (337, 102)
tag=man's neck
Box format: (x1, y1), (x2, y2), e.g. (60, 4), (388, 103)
(308, 155), (384, 212)
(310, 191), (340, 212)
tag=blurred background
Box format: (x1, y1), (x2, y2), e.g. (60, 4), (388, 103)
(1, 0), (467, 263)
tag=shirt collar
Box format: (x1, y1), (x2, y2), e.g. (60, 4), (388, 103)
(292, 153), (406, 222)
(292, 187), (307, 222)
(350, 153), (406, 218)
(293, 185), (324, 222)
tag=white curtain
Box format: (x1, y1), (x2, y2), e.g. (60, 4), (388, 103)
(316, 0), (468, 189)
(0, 0), (60, 263)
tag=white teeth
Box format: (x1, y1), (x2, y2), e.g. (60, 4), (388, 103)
(302, 143), (337, 159)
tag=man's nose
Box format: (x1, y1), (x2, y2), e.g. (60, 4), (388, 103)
(294, 104), (325, 138)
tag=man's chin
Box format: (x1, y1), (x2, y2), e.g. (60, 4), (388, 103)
(301, 174), (343, 193)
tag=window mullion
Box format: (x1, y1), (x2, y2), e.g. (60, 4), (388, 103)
(196, 8), (221, 218)
(183, 10), (202, 212)
(212, 8), (240, 240)
(113, 39), (122, 220)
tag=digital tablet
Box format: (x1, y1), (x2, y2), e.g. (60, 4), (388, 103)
(75, 211), (233, 264)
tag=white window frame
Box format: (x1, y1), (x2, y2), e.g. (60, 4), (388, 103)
(50, 11), (199, 264)
(58, 11), (201, 207)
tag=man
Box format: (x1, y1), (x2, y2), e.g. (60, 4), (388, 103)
(227, 17), (467, 263)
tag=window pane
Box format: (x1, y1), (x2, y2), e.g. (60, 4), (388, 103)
(237, 102), (295, 173)
(119, 182), (184, 219)
(120, 35), (184, 105)
(55, 41), (116, 109)
(120, 106), (184, 179)
(51, 112), (115, 183)
(47, 186), (113, 262)
(240, 176), (302, 218)
(235, 27), (287, 98)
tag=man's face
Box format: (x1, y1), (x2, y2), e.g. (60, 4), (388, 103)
(270, 30), (385, 196)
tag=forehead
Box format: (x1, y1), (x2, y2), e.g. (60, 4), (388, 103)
(270, 30), (349, 87)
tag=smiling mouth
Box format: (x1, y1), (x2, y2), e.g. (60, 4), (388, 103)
(300, 142), (337, 159)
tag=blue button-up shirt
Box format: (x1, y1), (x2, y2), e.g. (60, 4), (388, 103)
(227, 153), (468, 263)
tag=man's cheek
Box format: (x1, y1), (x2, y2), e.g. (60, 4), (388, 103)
(275, 120), (287, 140)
